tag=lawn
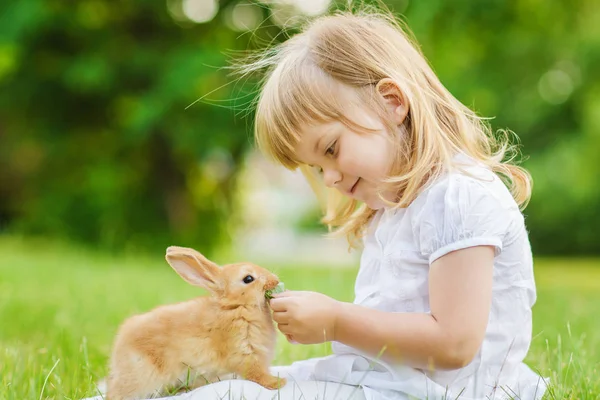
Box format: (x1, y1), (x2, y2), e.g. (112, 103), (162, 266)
(0, 236), (598, 399)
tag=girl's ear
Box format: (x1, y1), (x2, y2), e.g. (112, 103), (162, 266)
(165, 246), (221, 292)
(376, 78), (410, 126)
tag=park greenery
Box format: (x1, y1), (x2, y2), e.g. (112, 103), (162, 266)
(1, 1), (598, 258)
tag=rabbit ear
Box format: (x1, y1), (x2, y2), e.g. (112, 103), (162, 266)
(165, 246), (221, 292)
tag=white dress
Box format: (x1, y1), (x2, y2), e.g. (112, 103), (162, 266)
(280, 156), (548, 400)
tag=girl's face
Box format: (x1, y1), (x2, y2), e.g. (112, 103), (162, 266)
(295, 116), (392, 210)
(293, 80), (409, 210)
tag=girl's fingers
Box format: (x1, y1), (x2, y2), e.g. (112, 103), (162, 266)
(277, 323), (291, 334)
(272, 290), (312, 299)
(272, 310), (290, 324)
(269, 297), (289, 311)
(285, 334), (298, 344)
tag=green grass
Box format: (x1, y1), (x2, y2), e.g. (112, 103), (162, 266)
(0, 236), (598, 399)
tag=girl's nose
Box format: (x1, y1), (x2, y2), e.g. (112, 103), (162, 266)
(323, 168), (342, 188)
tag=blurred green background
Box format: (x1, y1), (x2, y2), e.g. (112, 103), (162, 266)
(1, 0), (598, 258)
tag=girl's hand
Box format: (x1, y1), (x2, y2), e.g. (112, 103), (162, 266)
(269, 291), (341, 344)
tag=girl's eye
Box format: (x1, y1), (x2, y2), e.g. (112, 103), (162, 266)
(243, 275), (254, 284)
(325, 140), (337, 156)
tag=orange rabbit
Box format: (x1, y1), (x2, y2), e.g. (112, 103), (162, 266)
(105, 246), (286, 400)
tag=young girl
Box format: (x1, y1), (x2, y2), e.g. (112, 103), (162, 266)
(237, 6), (546, 400)
(113, 6), (547, 400)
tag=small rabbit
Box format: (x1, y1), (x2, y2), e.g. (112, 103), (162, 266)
(105, 246), (287, 400)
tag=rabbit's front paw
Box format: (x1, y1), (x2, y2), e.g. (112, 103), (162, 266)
(245, 370), (287, 390)
(260, 375), (287, 390)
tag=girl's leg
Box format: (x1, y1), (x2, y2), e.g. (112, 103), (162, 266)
(179, 362), (365, 400)
(81, 365), (367, 400)
(180, 378), (366, 400)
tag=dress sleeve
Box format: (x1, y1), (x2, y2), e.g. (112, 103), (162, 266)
(414, 173), (518, 264)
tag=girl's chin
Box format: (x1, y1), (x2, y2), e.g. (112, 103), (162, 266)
(362, 191), (397, 210)
(363, 197), (385, 210)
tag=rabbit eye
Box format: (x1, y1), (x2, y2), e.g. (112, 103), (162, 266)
(242, 275), (254, 284)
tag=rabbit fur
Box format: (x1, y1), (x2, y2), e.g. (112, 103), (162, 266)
(105, 246), (286, 400)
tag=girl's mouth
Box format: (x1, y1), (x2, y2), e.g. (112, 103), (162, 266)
(350, 178), (360, 194)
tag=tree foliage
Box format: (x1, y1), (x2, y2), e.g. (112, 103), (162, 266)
(0, 0), (598, 256)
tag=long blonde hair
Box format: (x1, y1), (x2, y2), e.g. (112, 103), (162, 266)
(237, 5), (532, 249)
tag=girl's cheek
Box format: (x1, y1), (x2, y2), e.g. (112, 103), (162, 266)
(338, 153), (355, 175)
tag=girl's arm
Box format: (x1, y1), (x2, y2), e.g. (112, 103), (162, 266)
(270, 245), (494, 370)
(334, 245), (494, 370)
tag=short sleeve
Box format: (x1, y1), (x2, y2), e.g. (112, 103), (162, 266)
(414, 172), (518, 264)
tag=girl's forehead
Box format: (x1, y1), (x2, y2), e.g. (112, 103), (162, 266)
(255, 58), (375, 170)
(296, 119), (341, 144)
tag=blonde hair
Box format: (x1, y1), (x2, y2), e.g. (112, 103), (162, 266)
(237, 5), (532, 249)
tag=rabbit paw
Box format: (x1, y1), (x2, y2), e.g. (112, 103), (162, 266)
(259, 375), (287, 390)
(245, 371), (286, 390)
